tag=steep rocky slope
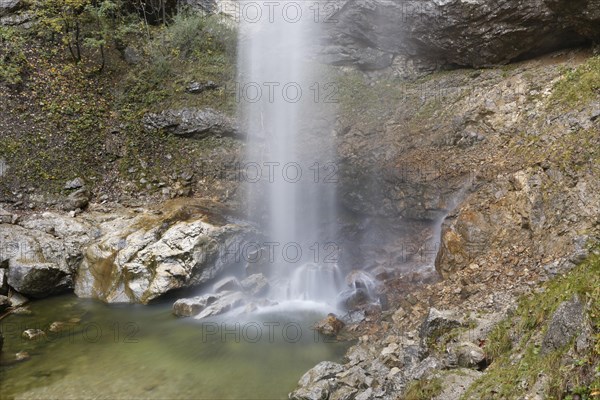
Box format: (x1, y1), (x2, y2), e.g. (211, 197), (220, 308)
(290, 48), (600, 400)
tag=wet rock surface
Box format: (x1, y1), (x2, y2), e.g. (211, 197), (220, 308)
(173, 294), (219, 317)
(7, 261), (71, 298)
(314, 314), (346, 337)
(240, 273), (269, 297)
(0, 214), (92, 299)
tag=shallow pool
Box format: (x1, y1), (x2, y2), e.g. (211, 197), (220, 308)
(0, 295), (350, 399)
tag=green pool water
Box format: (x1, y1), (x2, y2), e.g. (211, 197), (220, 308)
(0, 295), (350, 399)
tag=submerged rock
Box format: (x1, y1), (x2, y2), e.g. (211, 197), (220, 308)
(11, 306), (31, 315)
(15, 351), (30, 362)
(22, 329), (46, 341)
(173, 291), (249, 319)
(195, 291), (247, 319)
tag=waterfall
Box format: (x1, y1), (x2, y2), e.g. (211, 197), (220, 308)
(237, 1), (342, 308)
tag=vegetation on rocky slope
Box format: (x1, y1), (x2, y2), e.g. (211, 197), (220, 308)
(332, 47), (600, 399)
(464, 251), (600, 400)
(551, 55), (600, 108)
(0, 5), (238, 203)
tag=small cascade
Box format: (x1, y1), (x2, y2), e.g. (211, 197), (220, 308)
(336, 270), (379, 311)
(286, 263), (344, 305)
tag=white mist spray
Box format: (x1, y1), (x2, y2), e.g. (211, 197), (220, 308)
(237, 1), (342, 308)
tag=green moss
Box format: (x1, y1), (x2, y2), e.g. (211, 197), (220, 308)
(336, 71), (445, 133)
(0, 26), (27, 85)
(549, 56), (600, 108)
(404, 377), (444, 400)
(118, 13), (237, 114)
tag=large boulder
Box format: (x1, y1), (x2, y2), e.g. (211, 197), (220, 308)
(194, 291), (246, 319)
(173, 291), (247, 319)
(420, 308), (463, 342)
(240, 273), (269, 297)
(75, 203), (250, 304)
(7, 261), (71, 298)
(0, 215), (92, 298)
(323, 0), (600, 71)
(142, 108), (239, 139)
(541, 295), (586, 354)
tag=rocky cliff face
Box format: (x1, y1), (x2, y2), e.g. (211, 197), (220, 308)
(293, 48), (600, 400)
(322, 0), (600, 71)
(336, 48), (600, 280)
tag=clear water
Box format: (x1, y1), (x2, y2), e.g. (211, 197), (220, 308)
(0, 295), (349, 399)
